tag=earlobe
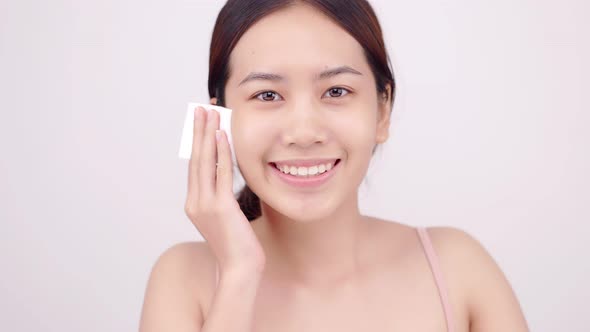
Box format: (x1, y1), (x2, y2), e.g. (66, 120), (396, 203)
(376, 110), (391, 144)
(210, 97), (218, 105)
(376, 110), (391, 142)
(376, 130), (389, 144)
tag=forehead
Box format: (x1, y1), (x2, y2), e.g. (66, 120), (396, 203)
(228, 4), (369, 78)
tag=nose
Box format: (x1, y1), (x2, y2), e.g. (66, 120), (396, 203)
(281, 99), (328, 149)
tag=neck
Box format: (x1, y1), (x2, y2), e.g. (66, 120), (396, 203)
(252, 196), (370, 288)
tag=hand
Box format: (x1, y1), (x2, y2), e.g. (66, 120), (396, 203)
(184, 106), (265, 273)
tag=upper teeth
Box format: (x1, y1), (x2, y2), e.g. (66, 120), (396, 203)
(276, 162), (334, 176)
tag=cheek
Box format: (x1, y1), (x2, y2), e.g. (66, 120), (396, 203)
(333, 112), (377, 150)
(232, 113), (275, 160)
(231, 102), (377, 162)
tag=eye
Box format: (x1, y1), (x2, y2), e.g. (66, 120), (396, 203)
(323, 87), (351, 98)
(254, 91), (282, 102)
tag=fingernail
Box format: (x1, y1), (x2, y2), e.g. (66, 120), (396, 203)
(195, 107), (205, 120)
(215, 130), (221, 141)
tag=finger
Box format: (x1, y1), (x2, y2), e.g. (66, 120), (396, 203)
(188, 106), (206, 199)
(215, 129), (234, 196)
(198, 108), (219, 201)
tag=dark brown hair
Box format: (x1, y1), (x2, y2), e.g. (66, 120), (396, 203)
(208, 0), (396, 221)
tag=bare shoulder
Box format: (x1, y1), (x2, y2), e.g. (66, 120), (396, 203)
(152, 241), (215, 274)
(424, 226), (530, 331)
(148, 241), (215, 290)
(139, 241), (215, 332)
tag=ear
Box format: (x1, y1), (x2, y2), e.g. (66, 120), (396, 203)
(210, 97), (218, 105)
(375, 84), (392, 144)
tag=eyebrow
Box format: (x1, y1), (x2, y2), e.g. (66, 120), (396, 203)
(238, 65), (363, 86)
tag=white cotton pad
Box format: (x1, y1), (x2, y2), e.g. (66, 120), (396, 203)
(178, 103), (237, 169)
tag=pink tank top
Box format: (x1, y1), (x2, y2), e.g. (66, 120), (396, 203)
(213, 227), (456, 331)
(416, 226), (456, 332)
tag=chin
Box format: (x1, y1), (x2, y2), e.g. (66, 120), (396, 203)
(262, 196), (338, 224)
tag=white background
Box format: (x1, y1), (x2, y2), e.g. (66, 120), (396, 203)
(1, 0), (588, 331)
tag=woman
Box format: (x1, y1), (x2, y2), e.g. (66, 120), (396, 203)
(139, 1), (529, 331)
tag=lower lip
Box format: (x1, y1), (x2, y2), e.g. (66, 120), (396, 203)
(269, 160), (341, 188)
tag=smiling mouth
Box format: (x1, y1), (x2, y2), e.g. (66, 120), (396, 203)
(269, 159), (341, 177)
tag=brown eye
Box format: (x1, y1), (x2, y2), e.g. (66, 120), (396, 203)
(324, 87), (350, 98)
(256, 91), (281, 102)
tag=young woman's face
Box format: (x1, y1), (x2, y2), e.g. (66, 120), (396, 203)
(222, 4), (391, 221)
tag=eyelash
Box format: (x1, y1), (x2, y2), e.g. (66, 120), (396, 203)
(252, 87), (352, 102)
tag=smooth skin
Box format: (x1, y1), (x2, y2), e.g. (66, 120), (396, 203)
(139, 3), (529, 332)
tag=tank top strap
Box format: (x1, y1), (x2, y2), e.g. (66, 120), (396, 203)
(416, 226), (456, 332)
